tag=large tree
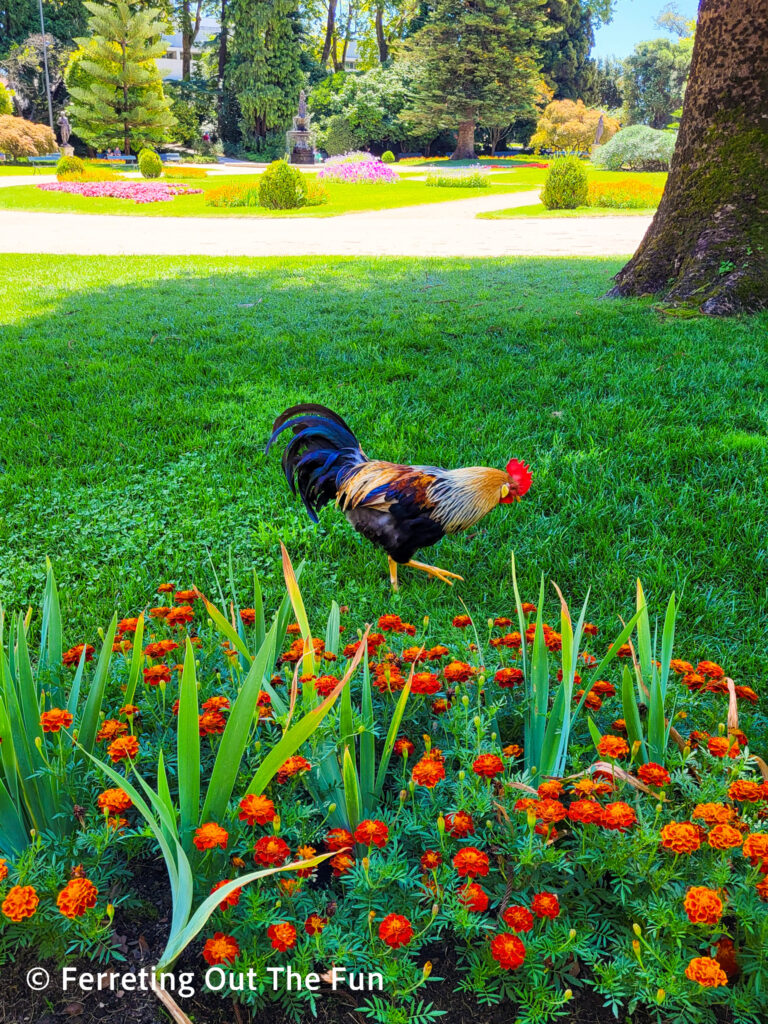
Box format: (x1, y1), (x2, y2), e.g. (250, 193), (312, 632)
(400, 0), (547, 160)
(609, 0), (768, 316)
(539, 0), (594, 101)
(622, 36), (692, 128)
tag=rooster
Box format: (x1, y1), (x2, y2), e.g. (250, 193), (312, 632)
(267, 404), (532, 590)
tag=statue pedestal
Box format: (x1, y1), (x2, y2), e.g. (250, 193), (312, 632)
(60, 145), (74, 157)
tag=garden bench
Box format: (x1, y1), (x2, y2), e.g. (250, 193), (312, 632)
(159, 152), (181, 163)
(96, 154), (138, 164)
(28, 154), (60, 172)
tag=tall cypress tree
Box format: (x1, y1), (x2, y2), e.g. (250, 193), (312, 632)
(539, 0), (595, 101)
(226, 0), (303, 148)
(67, 0), (175, 153)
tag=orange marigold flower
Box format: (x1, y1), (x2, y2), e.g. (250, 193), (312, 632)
(535, 799), (567, 825)
(425, 645), (450, 660)
(472, 754), (504, 779)
(582, 622), (598, 636)
(693, 802), (735, 827)
(194, 822), (228, 851)
(325, 828), (354, 852)
(199, 710), (227, 737)
(330, 851), (354, 875)
(143, 664), (171, 687)
(143, 639), (179, 659)
(537, 779), (563, 799)
(57, 878), (98, 918)
(597, 735), (629, 760)
(117, 617), (140, 635)
(495, 667), (524, 688)
(1, 885), (39, 922)
(500, 632), (522, 649)
(445, 811), (475, 837)
(708, 736), (740, 758)
(97, 719), (128, 742)
(490, 932), (526, 970)
(202, 696), (230, 712)
(40, 708), (74, 733)
(757, 878), (768, 901)
(294, 844), (317, 877)
(119, 704), (140, 718)
(531, 892), (560, 918)
(354, 819), (389, 848)
(742, 833), (768, 867)
(728, 780), (763, 803)
(157, 583), (174, 593)
(305, 913), (328, 936)
(210, 879), (241, 909)
(503, 743), (523, 759)
(377, 614), (404, 632)
(107, 735), (139, 763)
(453, 846), (489, 878)
(443, 661), (475, 683)
(431, 697), (451, 715)
(410, 672), (441, 695)
(394, 737), (415, 759)
(503, 905), (534, 932)
(734, 685), (759, 704)
(591, 679), (616, 696)
(612, 718), (627, 734)
(696, 660), (724, 680)
(378, 913), (413, 948)
(568, 799), (604, 825)
(458, 882), (489, 912)
(412, 756), (446, 788)
(202, 932), (240, 965)
(97, 788), (132, 815)
(574, 689), (602, 711)
(420, 850), (443, 871)
(62, 643), (95, 667)
(174, 590), (198, 603)
(493, 616), (512, 627)
(637, 763), (670, 787)
(685, 956), (728, 988)
(149, 606), (171, 619)
(707, 824), (744, 850)
(314, 674), (340, 697)
(166, 605), (195, 627)
(669, 659), (694, 674)
(452, 615), (472, 628)
(276, 755), (311, 784)
(661, 821), (702, 855)
(254, 836), (290, 866)
(0, 860), (7, 882)
(684, 886), (723, 925)
(238, 794), (276, 826)
(239, 608), (256, 625)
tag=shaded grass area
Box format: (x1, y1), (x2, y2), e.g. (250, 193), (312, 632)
(1, 255), (767, 689)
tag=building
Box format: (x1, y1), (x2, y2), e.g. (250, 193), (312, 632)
(157, 16), (220, 81)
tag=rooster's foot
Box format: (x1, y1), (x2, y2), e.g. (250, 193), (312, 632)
(406, 560), (464, 586)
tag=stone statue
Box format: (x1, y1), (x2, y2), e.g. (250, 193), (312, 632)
(297, 90), (307, 123)
(287, 89), (315, 164)
(58, 114), (71, 146)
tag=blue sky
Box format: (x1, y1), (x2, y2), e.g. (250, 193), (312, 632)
(592, 0), (699, 59)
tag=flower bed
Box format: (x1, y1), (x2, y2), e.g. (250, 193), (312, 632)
(319, 153), (398, 184)
(0, 558), (765, 1023)
(587, 179), (664, 209)
(37, 181), (203, 204)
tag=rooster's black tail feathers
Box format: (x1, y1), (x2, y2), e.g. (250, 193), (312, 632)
(267, 404), (367, 522)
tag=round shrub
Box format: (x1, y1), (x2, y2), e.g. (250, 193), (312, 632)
(592, 124), (677, 172)
(541, 156), (588, 210)
(381, 150), (395, 163)
(56, 155), (85, 178)
(258, 159), (307, 209)
(138, 148), (162, 179)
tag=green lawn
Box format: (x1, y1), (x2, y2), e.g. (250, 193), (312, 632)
(0, 172), (538, 217)
(480, 203), (657, 219)
(1, 255), (767, 691)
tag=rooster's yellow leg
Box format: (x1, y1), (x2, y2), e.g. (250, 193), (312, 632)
(406, 560), (464, 586)
(388, 556), (399, 592)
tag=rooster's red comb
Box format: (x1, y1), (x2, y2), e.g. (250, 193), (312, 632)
(506, 459), (532, 496)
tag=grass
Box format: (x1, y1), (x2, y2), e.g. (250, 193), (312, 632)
(480, 203), (657, 219)
(1, 254), (767, 692)
(0, 172), (536, 218)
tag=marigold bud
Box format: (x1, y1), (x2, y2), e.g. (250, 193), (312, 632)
(399, 790), (407, 804)
(273, 815), (281, 833)
(473, 716), (481, 729)
(526, 808), (536, 829)
(362, 857), (370, 870)
(487, 619), (494, 630)
(458, 770), (465, 781)
(564, 990), (573, 1001)
(656, 989), (665, 1003)
(718, 722), (725, 735)
(631, 740), (641, 756)
(368, 910), (376, 920)
(569, 928), (576, 940)
(423, 616), (429, 629)
(423, 734), (431, 751)
(328, 803), (336, 814)
(462, 695), (469, 707)
(632, 923), (642, 937)
(98, 627), (104, 640)
(423, 961), (433, 978)
(106, 903), (115, 921)
(437, 814), (445, 834)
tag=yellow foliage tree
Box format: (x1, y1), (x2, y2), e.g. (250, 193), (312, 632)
(531, 99), (619, 154)
(0, 115), (57, 157)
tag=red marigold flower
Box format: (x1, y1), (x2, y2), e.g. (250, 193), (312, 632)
(742, 833), (768, 867)
(600, 802), (637, 831)
(330, 851), (354, 875)
(143, 664), (171, 687)
(500, 632), (522, 649)
(590, 679), (616, 697)
(420, 850), (443, 871)
(305, 913), (328, 936)
(394, 737), (415, 759)
(443, 661), (475, 683)
(199, 710), (227, 737)
(239, 608), (256, 625)
(210, 879), (241, 909)
(40, 708), (74, 733)
(495, 667), (524, 689)
(378, 913), (414, 948)
(696, 660), (724, 680)
(119, 704), (140, 718)
(757, 878), (768, 901)
(502, 905), (534, 933)
(157, 583), (174, 593)
(597, 735), (629, 760)
(669, 659), (693, 674)
(314, 674), (340, 697)
(684, 886), (723, 925)
(56, 878), (98, 919)
(62, 643), (95, 667)
(568, 799), (603, 826)
(685, 956), (728, 988)
(412, 756), (446, 788)
(325, 828), (354, 852)
(377, 614), (404, 632)
(411, 672), (441, 695)
(714, 937), (739, 979)
(202, 932), (240, 965)
(1, 885), (39, 922)
(354, 819), (389, 848)
(734, 685), (759, 704)
(728, 780), (763, 803)
(117, 617), (140, 635)
(452, 615), (472, 628)
(537, 780), (563, 799)
(194, 822), (229, 851)
(458, 882), (489, 912)
(503, 743), (523, 760)
(582, 622), (598, 636)
(445, 811), (475, 837)
(202, 696), (230, 712)
(531, 892), (560, 919)
(97, 719), (128, 742)
(431, 697), (450, 715)
(238, 794), (276, 826)
(149, 606), (170, 619)
(173, 590), (198, 604)
(490, 932), (526, 970)
(453, 846), (489, 878)
(107, 735), (139, 763)
(535, 799), (567, 824)
(493, 617), (512, 627)
(166, 605), (195, 627)
(637, 763), (670, 787)
(661, 821), (702, 855)
(254, 836), (290, 866)
(97, 788), (132, 815)
(0, 860), (7, 883)
(472, 754), (504, 779)
(276, 755), (311, 784)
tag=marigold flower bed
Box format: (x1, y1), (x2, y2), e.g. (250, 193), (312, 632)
(37, 181), (203, 204)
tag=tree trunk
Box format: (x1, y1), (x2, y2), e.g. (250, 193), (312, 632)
(375, 5), (388, 62)
(608, 0), (768, 315)
(451, 120), (476, 160)
(181, 0), (203, 80)
(321, 0), (337, 67)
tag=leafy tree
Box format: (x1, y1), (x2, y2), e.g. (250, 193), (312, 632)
(539, 0), (594, 101)
(0, 0), (87, 55)
(226, 0), (303, 148)
(622, 36), (692, 129)
(399, 0), (547, 160)
(0, 80), (12, 113)
(66, 0), (175, 153)
(587, 55), (623, 110)
(592, 123), (676, 171)
(1, 33), (72, 122)
(531, 98), (618, 154)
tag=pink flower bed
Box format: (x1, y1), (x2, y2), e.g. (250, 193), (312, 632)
(318, 157), (398, 185)
(37, 181), (203, 204)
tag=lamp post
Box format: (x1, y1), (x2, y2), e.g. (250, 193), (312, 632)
(36, 0), (55, 132)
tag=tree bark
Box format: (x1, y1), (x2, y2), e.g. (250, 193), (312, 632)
(375, 5), (388, 62)
(451, 119), (477, 160)
(181, 0), (203, 80)
(608, 0), (768, 315)
(321, 0), (337, 67)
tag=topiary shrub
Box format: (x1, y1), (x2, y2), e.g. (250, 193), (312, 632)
(138, 148), (163, 179)
(381, 150), (395, 163)
(258, 159), (307, 209)
(541, 156), (588, 209)
(591, 124), (677, 172)
(56, 155), (85, 178)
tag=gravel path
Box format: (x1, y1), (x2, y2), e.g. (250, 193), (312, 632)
(0, 189), (650, 257)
